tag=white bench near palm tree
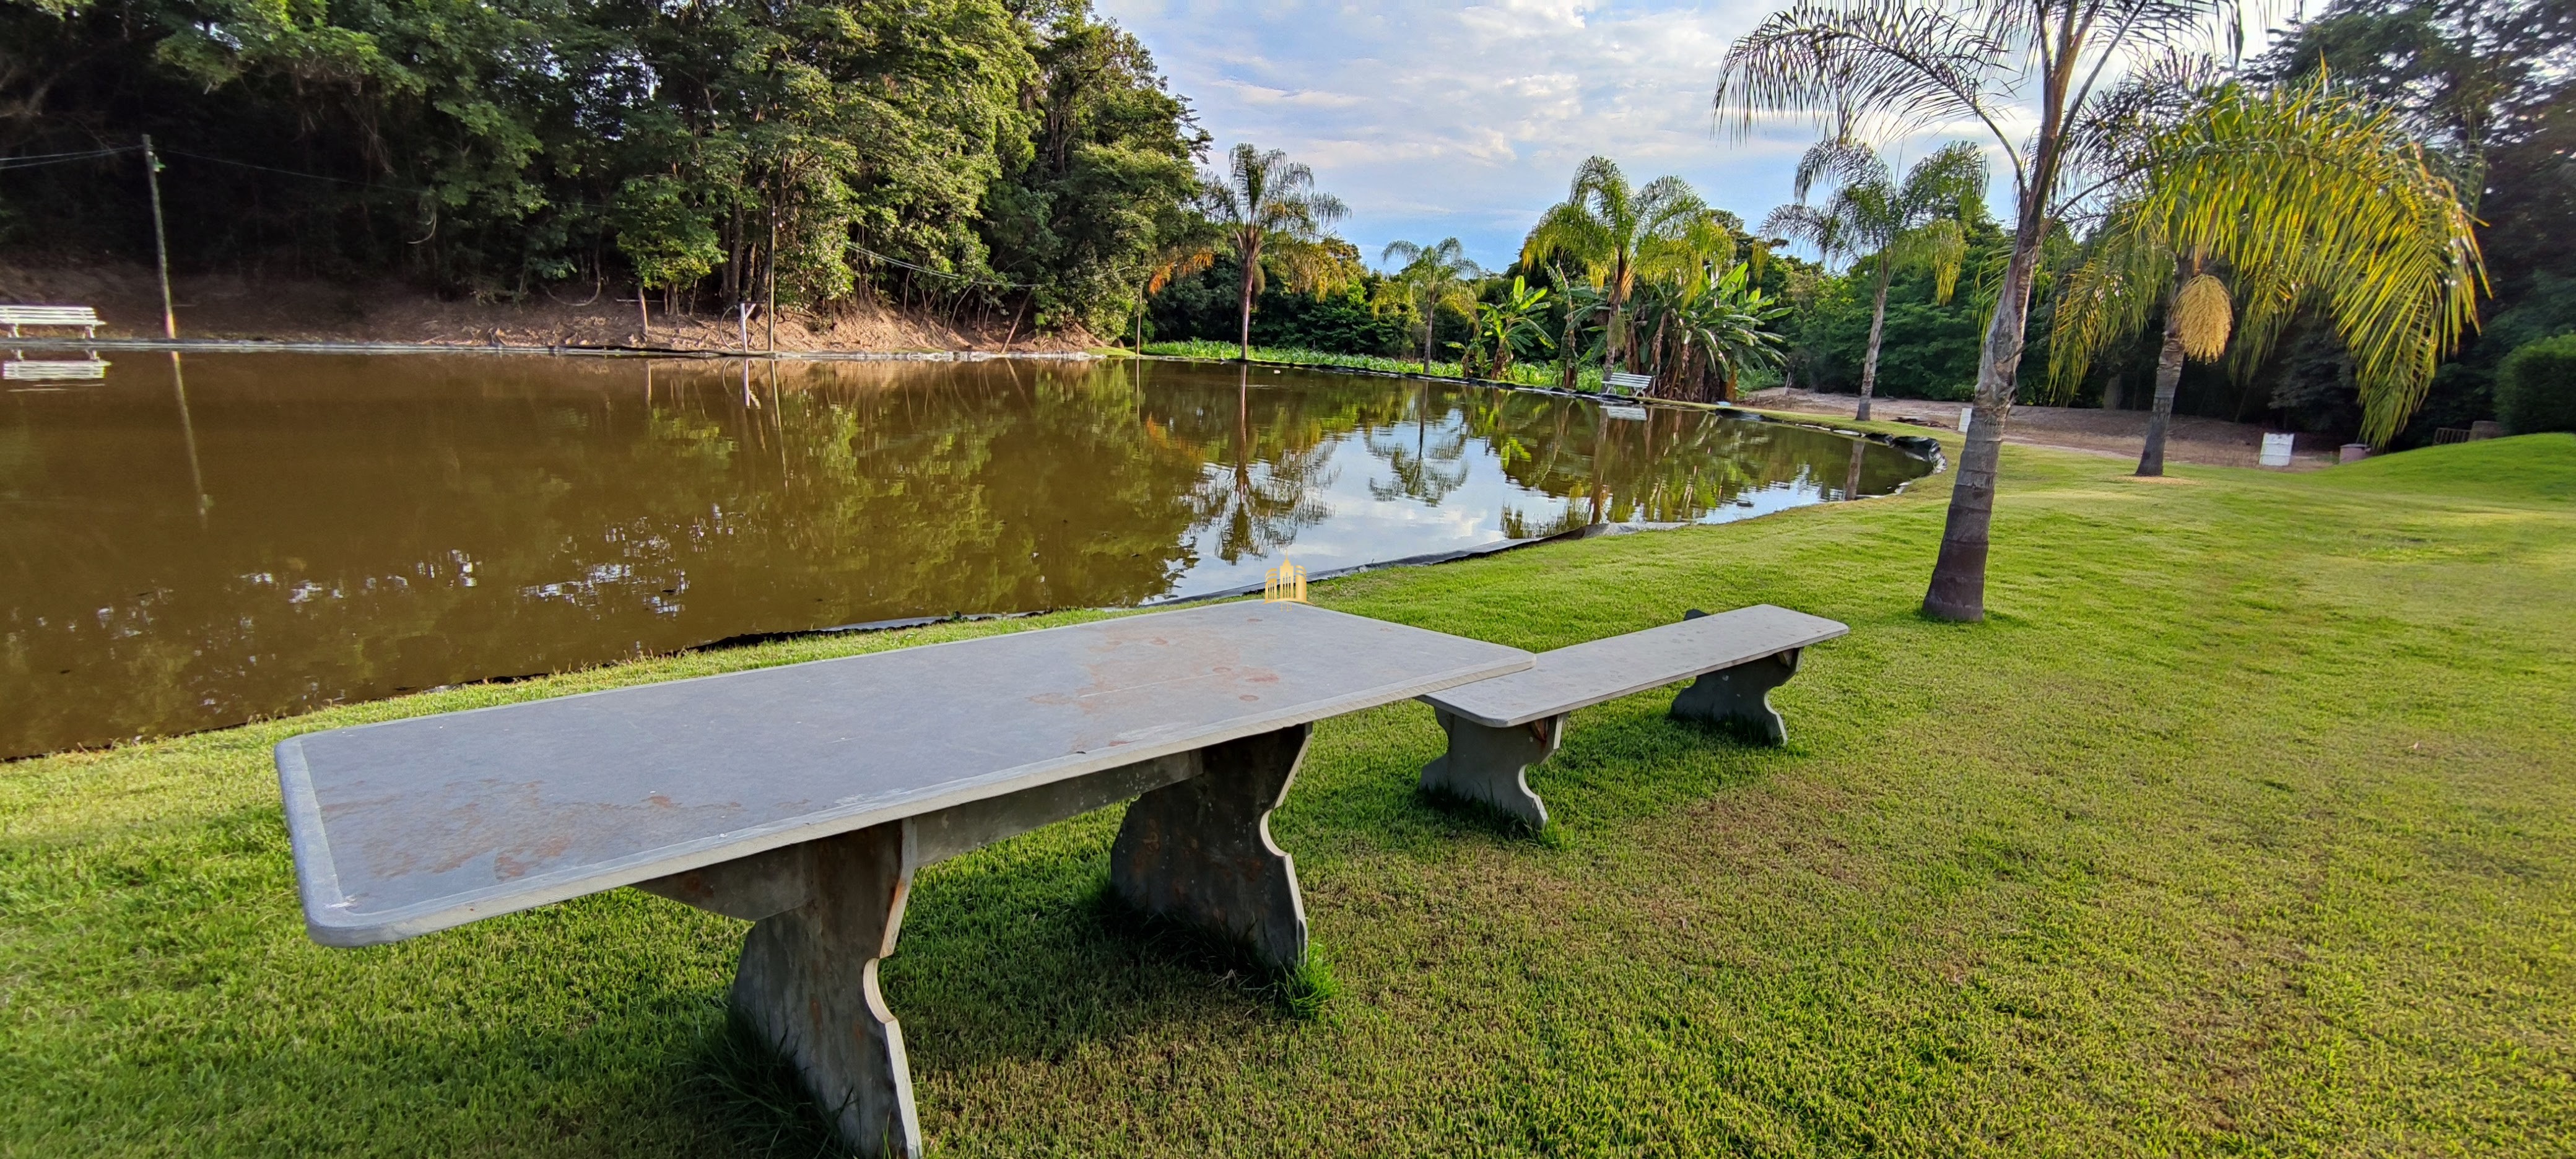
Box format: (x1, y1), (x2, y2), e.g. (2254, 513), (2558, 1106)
(1417, 604), (1848, 830)
(0, 305), (105, 339)
(1603, 370), (1653, 394)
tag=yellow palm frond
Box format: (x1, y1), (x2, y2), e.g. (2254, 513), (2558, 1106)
(2045, 79), (2485, 443)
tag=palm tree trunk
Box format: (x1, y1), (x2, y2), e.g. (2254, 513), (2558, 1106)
(1422, 300), (1435, 373)
(1604, 266), (1629, 372)
(1921, 209), (2045, 622)
(1559, 309), (1582, 391)
(1858, 258), (1892, 422)
(1237, 242), (1258, 362)
(2136, 269), (2190, 477)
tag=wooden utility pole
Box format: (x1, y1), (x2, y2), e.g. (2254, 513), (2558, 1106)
(141, 136), (176, 339)
(765, 174), (779, 354)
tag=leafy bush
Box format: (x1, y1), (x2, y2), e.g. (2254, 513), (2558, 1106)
(2497, 333), (2576, 434)
(1141, 341), (1603, 391)
(1146, 258), (1424, 357)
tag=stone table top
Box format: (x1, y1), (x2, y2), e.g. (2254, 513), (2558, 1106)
(278, 600), (1532, 946)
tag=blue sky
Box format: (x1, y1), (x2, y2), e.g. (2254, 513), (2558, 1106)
(1094, 0), (2301, 275)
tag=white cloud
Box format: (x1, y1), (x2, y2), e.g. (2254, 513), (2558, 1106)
(1096, 0), (2305, 272)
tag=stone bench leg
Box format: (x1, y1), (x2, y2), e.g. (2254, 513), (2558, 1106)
(727, 824), (925, 1158)
(1669, 648), (1803, 745)
(1109, 723), (1312, 970)
(1419, 708), (1561, 830)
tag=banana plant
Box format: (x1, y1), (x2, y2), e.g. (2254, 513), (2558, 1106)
(1464, 276), (1554, 381)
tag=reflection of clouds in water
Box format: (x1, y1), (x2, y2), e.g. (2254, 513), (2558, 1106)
(1164, 399), (1878, 599)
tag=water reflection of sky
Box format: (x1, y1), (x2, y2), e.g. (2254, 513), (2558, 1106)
(1167, 407), (1867, 598)
(1, 354), (1933, 755)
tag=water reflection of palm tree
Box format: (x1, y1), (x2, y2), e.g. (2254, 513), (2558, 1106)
(1366, 384), (1471, 504)
(1193, 363), (1333, 563)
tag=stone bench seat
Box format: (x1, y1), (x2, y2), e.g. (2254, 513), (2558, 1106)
(1416, 604), (1849, 828)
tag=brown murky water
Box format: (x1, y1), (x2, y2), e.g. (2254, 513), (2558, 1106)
(0, 352), (1933, 757)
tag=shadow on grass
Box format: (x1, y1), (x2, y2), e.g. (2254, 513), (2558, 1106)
(1077, 870), (1342, 1021)
(1411, 784), (1570, 849)
(873, 844), (1337, 1080)
(681, 1005), (850, 1159)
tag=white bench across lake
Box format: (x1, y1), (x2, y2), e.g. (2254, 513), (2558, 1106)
(1603, 370), (1653, 394)
(1418, 604), (1848, 828)
(0, 304), (104, 338)
(277, 601), (1530, 1157)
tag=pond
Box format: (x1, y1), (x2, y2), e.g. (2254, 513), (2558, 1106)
(1, 352), (1934, 757)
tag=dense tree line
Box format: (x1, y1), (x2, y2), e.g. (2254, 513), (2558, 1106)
(1765, 0), (2572, 446)
(0, 0), (1201, 334)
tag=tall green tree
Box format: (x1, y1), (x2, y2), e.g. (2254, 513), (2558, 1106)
(1762, 140), (1987, 420)
(2258, 0), (2575, 440)
(1521, 157), (1715, 388)
(1718, 0), (2281, 623)
(978, 2), (1205, 336)
(0, 0), (1204, 338)
(1187, 144), (1349, 360)
(2049, 80), (2486, 473)
(1375, 237), (1482, 372)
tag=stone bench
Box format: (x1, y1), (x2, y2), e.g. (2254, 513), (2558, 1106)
(1416, 604), (1848, 828)
(275, 601), (1530, 1157)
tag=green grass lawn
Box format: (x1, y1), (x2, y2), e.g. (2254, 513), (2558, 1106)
(6, 432), (2572, 1156)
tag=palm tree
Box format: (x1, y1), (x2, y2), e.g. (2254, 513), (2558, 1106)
(2048, 80), (2485, 475)
(1375, 238), (1483, 373)
(1718, 0), (2290, 622)
(1762, 140), (1988, 420)
(1521, 157), (1715, 389)
(1190, 144), (1349, 362)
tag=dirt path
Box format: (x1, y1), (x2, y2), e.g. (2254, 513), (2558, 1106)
(1742, 386), (2342, 471)
(0, 263), (1089, 354)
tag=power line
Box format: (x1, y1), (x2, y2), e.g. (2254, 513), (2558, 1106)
(850, 243), (1035, 290)
(0, 146), (141, 171)
(160, 148), (433, 196)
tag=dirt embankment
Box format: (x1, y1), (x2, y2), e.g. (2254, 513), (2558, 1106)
(0, 263), (1090, 353)
(1743, 386), (2343, 471)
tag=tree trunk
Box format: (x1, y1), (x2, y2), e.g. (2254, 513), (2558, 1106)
(1559, 308), (1582, 391)
(1237, 240), (1258, 362)
(2136, 267), (2191, 477)
(1422, 298), (1436, 373)
(1603, 264), (1629, 373)
(1858, 256), (1892, 422)
(1921, 212), (2045, 622)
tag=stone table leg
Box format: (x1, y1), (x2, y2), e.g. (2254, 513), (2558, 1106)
(1418, 708), (1562, 830)
(1109, 724), (1312, 970)
(1668, 648), (1803, 745)
(727, 823), (924, 1158)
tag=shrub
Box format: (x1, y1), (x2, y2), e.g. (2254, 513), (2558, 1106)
(2498, 333), (2576, 435)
